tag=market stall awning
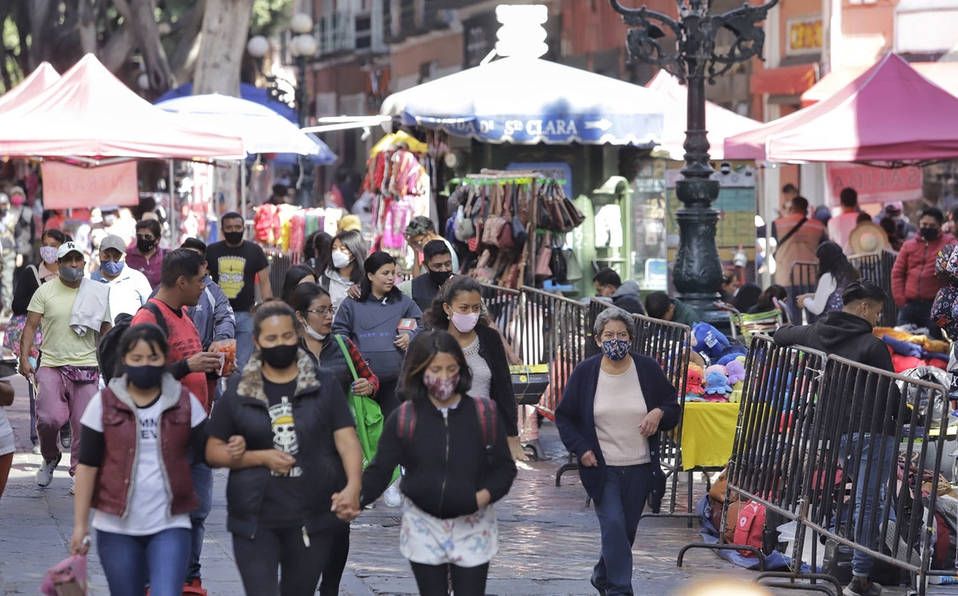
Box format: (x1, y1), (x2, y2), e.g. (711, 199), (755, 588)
(156, 82), (298, 123)
(0, 62), (60, 112)
(155, 93), (336, 162)
(0, 54), (244, 160)
(724, 53), (958, 163)
(380, 57), (664, 146)
(801, 61), (958, 105)
(646, 71), (761, 161)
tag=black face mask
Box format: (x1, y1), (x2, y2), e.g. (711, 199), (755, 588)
(224, 231), (244, 245)
(261, 343), (298, 369)
(921, 227), (941, 241)
(126, 365), (164, 389)
(136, 236), (157, 254)
(427, 269), (452, 287)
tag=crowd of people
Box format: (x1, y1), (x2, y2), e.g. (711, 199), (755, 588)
(1, 175), (953, 596)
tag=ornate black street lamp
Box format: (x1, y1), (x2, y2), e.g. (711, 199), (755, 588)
(289, 13), (318, 206)
(611, 0), (778, 321)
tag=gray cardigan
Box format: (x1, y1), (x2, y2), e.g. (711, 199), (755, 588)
(332, 292), (422, 381)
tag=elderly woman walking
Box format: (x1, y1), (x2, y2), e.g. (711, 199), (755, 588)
(556, 308), (680, 596)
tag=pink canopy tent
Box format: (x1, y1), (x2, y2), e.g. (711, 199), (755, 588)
(0, 62), (60, 112)
(0, 54), (243, 159)
(646, 71), (760, 161)
(724, 54), (958, 163)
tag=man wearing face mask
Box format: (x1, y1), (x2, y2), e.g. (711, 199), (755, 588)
(892, 207), (954, 338)
(21, 242), (112, 491)
(91, 235), (152, 321)
(124, 219), (166, 289)
(206, 212), (272, 372)
(400, 240), (455, 315)
(131, 248), (223, 593)
(773, 281), (900, 596)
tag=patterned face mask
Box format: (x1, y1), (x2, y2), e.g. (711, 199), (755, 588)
(423, 371), (459, 401)
(601, 338), (631, 362)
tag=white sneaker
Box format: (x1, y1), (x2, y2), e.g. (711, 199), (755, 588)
(36, 453), (62, 488)
(383, 482), (403, 507)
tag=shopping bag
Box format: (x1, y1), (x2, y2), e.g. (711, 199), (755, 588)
(41, 554), (87, 596)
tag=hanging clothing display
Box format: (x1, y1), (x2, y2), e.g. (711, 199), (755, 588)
(363, 147), (431, 262)
(444, 171), (584, 289)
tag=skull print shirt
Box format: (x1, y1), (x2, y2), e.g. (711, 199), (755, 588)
(261, 378), (305, 527)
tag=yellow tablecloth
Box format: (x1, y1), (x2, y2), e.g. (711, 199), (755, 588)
(680, 401), (740, 471)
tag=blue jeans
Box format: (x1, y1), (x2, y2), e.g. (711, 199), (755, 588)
(840, 434), (898, 578)
(234, 311), (254, 372)
(97, 527), (191, 596)
(593, 464), (653, 596)
(188, 462), (213, 581)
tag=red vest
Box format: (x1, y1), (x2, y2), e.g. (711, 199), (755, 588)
(91, 386), (197, 517)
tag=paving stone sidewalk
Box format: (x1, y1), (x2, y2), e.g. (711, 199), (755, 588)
(0, 376), (910, 595)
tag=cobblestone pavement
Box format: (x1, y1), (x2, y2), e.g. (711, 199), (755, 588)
(0, 376), (913, 595)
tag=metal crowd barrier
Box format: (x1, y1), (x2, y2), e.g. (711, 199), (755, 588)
(849, 250), (898, 326)
(790, 261), (819, 323)
(678, 334), (952, 595)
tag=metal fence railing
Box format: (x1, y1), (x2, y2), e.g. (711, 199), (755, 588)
(678, 334), (952, 595)
(849, 250), (898, 326)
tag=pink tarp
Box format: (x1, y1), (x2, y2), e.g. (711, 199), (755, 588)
(724, 54), (958, 163)
(0, 54), (243, 159)
(0, 62), (60, 112)
(646, 71), (760, 161)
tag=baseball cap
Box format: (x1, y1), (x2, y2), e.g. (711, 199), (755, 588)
(56, 241), (86, 260)
(99, 234), (127, 255)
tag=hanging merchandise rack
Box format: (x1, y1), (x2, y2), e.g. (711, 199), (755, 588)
(362, 144), (431, 267)
(446, 169), (584, 289)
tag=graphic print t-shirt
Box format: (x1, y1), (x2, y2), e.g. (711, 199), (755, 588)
(260, 378), (305, 527)
(205, 241), (269, 312)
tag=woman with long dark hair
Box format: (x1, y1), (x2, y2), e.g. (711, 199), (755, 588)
(428, 276), (524, 459)
(319, 230), (366, 313)
(304, 231), (333, 274)
(799, 241), (860, 316)
(70, 324), (206, 595)
(332, 251), (421, 418)
(206, 301), (363, 595)
(359, 330), (516, 596)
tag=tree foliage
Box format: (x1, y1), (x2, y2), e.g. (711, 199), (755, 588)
(0, 0), (293, 94)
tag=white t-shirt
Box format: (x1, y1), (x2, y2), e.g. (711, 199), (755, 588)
(80, 391), (206, 535)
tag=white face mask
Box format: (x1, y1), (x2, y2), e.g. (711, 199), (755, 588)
(301, 316), (328, 341)
(331, 251), (351, 269)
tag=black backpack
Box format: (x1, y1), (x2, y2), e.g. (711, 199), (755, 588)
(97, 301), (168, 383)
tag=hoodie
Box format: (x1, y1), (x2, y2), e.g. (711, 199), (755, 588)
(611, 280), (645, 315)
(773, 311), (900, 435)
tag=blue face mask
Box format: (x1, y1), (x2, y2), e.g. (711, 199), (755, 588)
(101, 260), (123, 277)
(601, 338), (632, 361)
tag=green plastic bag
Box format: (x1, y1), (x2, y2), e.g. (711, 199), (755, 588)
(334, 335), (398, 482)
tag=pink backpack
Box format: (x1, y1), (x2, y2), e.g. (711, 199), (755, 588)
(41, 554), (87, 596)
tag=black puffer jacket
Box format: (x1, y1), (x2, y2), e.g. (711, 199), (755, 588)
(360, 395), (517, 519)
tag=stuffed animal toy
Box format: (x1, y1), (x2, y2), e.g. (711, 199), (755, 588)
(704, 370), (733, 397)
(686, 363), (705, 399)
(692, 322), (748, 365)
(726, 358), (746, 385)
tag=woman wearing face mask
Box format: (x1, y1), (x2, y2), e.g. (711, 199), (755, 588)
(70, 324), (207, 595)
(7, 229), (66, 451)
(556, 308), (680, 596)
(206, 301), (363, 596)
(359, 330), (517, 596)
(428, 276), (523, 460)
(332, 251), (421, 419)
(289, 282), (379, 596)
(319, 230), (366, 313)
